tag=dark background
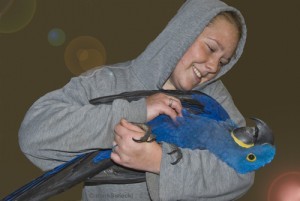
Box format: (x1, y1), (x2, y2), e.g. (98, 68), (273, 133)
(0, 0), (299, 200)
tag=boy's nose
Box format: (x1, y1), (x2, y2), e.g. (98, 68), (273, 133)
(205, 58), (219, 73)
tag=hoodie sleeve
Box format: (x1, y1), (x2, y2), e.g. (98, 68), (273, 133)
(145, 80), (254, 201)
(18, 69), (147, 171)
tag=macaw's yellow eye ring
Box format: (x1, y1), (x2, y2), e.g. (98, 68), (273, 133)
(247, 153), (256, 162)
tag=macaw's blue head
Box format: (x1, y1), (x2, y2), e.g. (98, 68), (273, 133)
(226, 118), (276, 174)
(228, 143), (276, 174)
(183, 116), (277, 174)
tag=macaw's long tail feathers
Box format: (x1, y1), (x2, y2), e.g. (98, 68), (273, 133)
(2, 151), (113, 201)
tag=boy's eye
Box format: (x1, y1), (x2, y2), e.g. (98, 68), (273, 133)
(206, 43), (216, 53)
(208, 45), (216, 52)
(220, 59), (230, 67)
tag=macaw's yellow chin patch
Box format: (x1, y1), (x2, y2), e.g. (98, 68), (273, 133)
(231, 132), (254, 148)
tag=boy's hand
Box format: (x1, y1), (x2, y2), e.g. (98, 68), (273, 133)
(146, 93), (183, 122)
(111, 119), (162, 174)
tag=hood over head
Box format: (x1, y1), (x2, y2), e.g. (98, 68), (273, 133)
(131, 0), (247, 90)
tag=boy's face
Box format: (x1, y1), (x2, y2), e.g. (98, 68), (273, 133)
(167, 17), (239, 91)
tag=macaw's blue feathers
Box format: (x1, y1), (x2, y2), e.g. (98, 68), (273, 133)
(148, 112), (233, 150)
(148, 109), (276, 174)
(190, 93), (230, 121)
(93, 149), (112, 163)
(2, 90), (276, 200)
(147, 91), (275, 174)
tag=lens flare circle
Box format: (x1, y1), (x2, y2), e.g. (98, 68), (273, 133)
(48, 28), (66, 47)
(64, 36), (106, 75)
(268, 171), (300, 201)
(0, 0), (36, 33)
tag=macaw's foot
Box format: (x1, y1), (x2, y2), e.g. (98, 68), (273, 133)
(168, 144), (183, 165)
(131, 123), (156, 143)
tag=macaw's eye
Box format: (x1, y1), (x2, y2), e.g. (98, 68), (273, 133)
(247, 153), (256, 162)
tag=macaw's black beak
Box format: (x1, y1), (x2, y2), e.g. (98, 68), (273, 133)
(250, 117), (274, 145)
(232, 117), (274, 148)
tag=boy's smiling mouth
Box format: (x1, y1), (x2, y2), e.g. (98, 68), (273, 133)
(192, 64), (202, 79)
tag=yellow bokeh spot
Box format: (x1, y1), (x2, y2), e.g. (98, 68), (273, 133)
(80, 49), (105, 71)
(77, 49), (89, 62)
(64, 36), (107, 75)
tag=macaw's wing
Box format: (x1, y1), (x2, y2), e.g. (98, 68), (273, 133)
(89, 90), (160, 104)
(2, 150), (113, 201)
(85, 165), (146, 185)
(89, 89), (204, 115)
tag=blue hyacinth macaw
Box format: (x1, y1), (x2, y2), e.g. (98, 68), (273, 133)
(2, 90), (276, 201)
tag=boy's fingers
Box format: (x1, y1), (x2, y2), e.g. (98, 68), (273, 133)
(121, 119), (144, 132)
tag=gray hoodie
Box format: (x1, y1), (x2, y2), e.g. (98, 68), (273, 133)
(19, 0), (254, 200)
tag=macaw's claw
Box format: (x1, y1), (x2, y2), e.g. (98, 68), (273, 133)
(168, 144), (183, 165)
(131, 123), (156, 143)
